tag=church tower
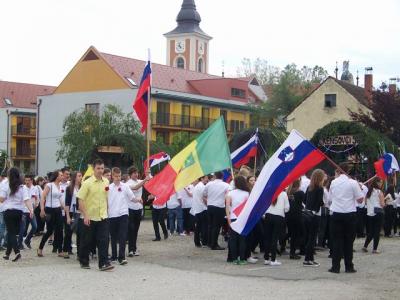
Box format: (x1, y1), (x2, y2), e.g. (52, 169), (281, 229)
(164, 0), (212, 73)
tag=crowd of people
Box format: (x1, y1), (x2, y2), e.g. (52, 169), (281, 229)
(0, 159), (399, 273)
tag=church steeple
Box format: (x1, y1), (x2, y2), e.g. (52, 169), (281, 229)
(165, 0), (212, 73)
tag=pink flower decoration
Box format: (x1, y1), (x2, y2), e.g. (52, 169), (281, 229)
(118, 187), (122, 192)
(105, 187), (109, 192)
(61, 190), (64, 193)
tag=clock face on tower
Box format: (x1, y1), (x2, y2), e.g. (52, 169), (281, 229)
(175, 40), (185, 53)
(198, 41), (205, 55)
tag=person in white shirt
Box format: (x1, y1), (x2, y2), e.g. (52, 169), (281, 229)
(362, 177), (385, 253)
(179, 183), (195, 235)
(151, 196), (168, 241)
(38, 170), (64, 257)
(108, 167), (136, 265)
(59, 167), (70, 255)
(0, 168), (33, 261)
(328, 163), (364, 274)
(126, 166), (150, 257)
(226, 176), (250, 265)
(356, 182), (368, 238)
(383, 185), (396, 237)
(34, 176), (45, 234)
(167, 192), (184, 235)
(203, 171), (230, 250)
(20, 174), (39, 249)
(300, 174), (311, 193)
(263, 191), (290, 266)
(191, 176), (209, 247)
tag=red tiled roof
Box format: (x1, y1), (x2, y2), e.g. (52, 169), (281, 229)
(100, 51), (262, 102)
(0, 81), (55, 109)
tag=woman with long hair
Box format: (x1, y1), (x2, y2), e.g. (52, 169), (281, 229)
(303, 169), (325, 267)
(63, 171), (82, 259)
(286, 178), (305, 260)
(0, 168), (33, 261)
(226, 176), (250, 264)
(37, 170), (64, 257)
(362, 177), (385, 253)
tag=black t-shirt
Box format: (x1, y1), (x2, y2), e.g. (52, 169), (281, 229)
(287, 190), (305, 219)
(305, 186), (324, 213)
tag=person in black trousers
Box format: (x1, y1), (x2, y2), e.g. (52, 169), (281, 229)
(151, 195), (168, 241)
(383, 185), (395, 237)
(0, 168), (34, 262)
(303, 169), (325, 267)
(192, 176), (209, 247)
(286, 178), (305, 260)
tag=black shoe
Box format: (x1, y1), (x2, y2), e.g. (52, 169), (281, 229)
(328, 268), (340, 274)
(211, 246), (225, 250)
(80, 263), (90, 269)
(345, 268), (357, 273)
(163, 233), (168, 240)
(3, 255), (9, 260)
(152, 238), (161, 242)
(12, 253), (21, 262)
(290, 255), (301, 260)
(128, 251), (134, 257)
(24, 240), (32, 249)
(100, 263), (114, 271)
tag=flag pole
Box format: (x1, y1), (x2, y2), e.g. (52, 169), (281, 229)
(146, 49), (152, 172)
(254, 128), (258, 176)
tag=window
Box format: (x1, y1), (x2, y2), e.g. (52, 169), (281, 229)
(201, 107), (210, 128)
(220, 110), (227, 128)
(231, 88), (245, 98)
(182, 105), (190, 127)
(156, 102), (170, 125)
(325, 94), (337, 108)
(230, 120), (245, 132)
(3, 98), (12, 106)
(176, 57), (185, 69)
(85, 103), (100, 115)
(198, 58), (203, 73)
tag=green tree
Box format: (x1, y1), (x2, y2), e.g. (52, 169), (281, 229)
(0, 150), (8, 173)
(57, 104), (143, 170)
(236, 58), (280, 85)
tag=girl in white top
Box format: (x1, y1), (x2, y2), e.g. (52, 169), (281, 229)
(38, 170), (64, 257)
(225, 176), (250, 265)
(264, 190), (290, 266)
(0, 168), (33, 261)
(363, 177), (385, 253)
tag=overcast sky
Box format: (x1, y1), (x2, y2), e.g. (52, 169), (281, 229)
(1, 0), (399, 88)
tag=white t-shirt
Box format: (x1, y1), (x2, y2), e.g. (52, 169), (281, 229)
(329, 175), (364, 213)
(0, 184), (29, 211)
(266, 191), (290, 217)
(23, 184), (39, 213)
(107, 182), (134, 218)
(366, 189), (383, 217)
(203, 179), (230, 208)
(357, 184), (368, 208)
(190, 182), (207, 216)
(300, 176), (310, 193)
(227, 189), (249, 220)
(0, 179), (8, 213)
(44, 182), (63, 208)
(178, 184), (194, 209)
(167, 193), (181, 209)
(126, 179), (144, 210)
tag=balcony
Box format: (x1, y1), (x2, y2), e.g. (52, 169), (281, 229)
(11, 125), (36, 137)
(10, 146), (36, 159)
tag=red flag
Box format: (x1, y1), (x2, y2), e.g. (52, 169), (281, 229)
(133, 61), (151, 133)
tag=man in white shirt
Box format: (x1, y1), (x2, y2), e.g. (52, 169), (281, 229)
(203, 171), (230, 250)
(328, 163), (364, 274)
(167, 192), (184, 235)
(126, 166), (150, 257)
(191, 176), (209, 247)
(179, 183), (195, 235)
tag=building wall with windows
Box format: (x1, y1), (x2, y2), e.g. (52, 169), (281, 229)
(286, 77), (369, 139)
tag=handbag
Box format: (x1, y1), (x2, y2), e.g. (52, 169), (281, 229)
(374, 207), (384, 214)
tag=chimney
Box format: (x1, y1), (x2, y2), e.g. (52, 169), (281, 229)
(389, 78), (397, 95)
(364, 67), (373, 105)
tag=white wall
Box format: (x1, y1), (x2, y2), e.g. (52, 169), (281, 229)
(37, 89), (136, 175)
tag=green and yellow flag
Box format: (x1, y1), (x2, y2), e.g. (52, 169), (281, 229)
(145, 117), (231, 205)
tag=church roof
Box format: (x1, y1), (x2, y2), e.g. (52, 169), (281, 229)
(164, 0), (211, 39)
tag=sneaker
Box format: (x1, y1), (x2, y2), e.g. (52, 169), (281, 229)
(328, 268), (340, 274)
(80, 264), (90, 269)
(152, 238), (161, 242)
(372, 249), (381, 254)
(99, 264), (114, 271)
(232, 259), (239, 265)
(163, 233), (168, 240)
(119, 259), (128, 265)
(361, 247), (368, 253)
(303, 261), (316, 267)
(128, 251), (134, 257)
(179, 233), (186, 236)
(247, 257), (258, 264)
(3, 255), (9, 260)
(12, 253), (21, 262)
(24, 240), (32, 249)
(264, 260), (271, 265)
(72, 243), (77, 248)
(133, 251), (140, 257)
(270, 260), (282, 266)
(110, 257), (117, 263)
(345, 268), (357, 273)
(238, 260), (247, 265)
(312, 261), (320, 267)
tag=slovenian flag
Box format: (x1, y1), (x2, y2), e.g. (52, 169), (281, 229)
(145, 117), (232, 205)
(133, 61), (151, 133)
(374, 153), (399, 179)
(144, 152), (171, 171)
(222, 132), (258, 182)
(231, 130), (326, 236)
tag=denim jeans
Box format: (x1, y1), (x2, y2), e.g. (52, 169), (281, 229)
(24, 214), (38, 245)
(168, 206), (183, 234)
(0, 211), (6, 247)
